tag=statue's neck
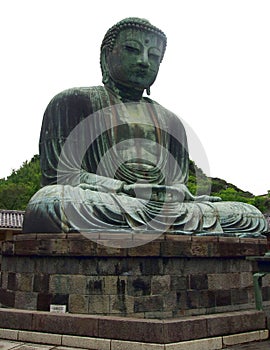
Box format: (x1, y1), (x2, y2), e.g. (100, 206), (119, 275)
(104, 80), (144, 102)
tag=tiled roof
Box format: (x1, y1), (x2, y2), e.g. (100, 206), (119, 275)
(0, 209), (24, 229)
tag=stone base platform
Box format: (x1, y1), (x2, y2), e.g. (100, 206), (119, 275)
(0, 233), (269, 317)
(0, 308), (268, 349)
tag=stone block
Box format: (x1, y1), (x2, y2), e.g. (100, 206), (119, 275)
(98, 317), (165, 343)
(88, 295), (110, 314)
(32, 312), (99, 337)
(127, 241), (161, 257)
(216, 239), (241, 257)
(18, 330), (62, 345)
(171, 276), (187, 291)
(7, 273), (17, 290)
(165, 337), (222, 350)
(0, 289), (15, 308)
(262, 286), (270, 301)
(136, 258), (164, 275)
(190, 242), (210, 257)
(239, 240), (261, 256)
(206, 310), (266, 337)
(36, 233), (67, 240)
(260, 329), (269, 340)
(208, 273), (240, 290)
(14, 240), (39, 255)
(163, 316), (208, 342)
(175, 291), (187, 311)
(33, 274), (50, 293)
(161, 240), (192, 257)
(35, 257), (80, 275)
(1, 242), (14, 255)
(14, 257), (35, 273)
(15, 291), (37, 310)
(189, 274), (208, 290)
(0, 328), (18, 340)
(68, 239), (97, 256)
(1, 272), (8, 289)
(215, 290), (232, 307)
(186, 290), (200, 309)
(151, 275), (171, 295)
(0, 340), (21, 349)
(166, 235), (192, 242)
(163, 292), (177, 311)
(96, 244), (127, 257)
(17, 273), (33, 292)
(0, 309), (33, 330)
(109, 295), (134, 314)
(38, 239), (69, 255)
(231, 288), (249, 305)
(104, 276), (127, 295)
(262, 272), (270, 287)
(134, 295), (163, 313)
(0, 257), (15, 272)
(97, 258), (125, 275)
(49, 275), (87, 294)
(223, 330), (262, 346)
(69, 294), (89, 314)
(37, 293), (53, 311)
(128, 276), (151, 296)
(111, 339), (164, 350)
(239, 272), (253, 288)
(79, 258), (98, 275)
(62, 335), (111, 350)
(86, 276), (105, 294)
(145, 311), (173, 319)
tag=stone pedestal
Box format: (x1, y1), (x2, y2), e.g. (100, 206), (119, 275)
(0, 233), (269, 318)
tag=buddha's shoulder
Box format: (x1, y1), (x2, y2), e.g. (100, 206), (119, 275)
(47, 86), (104, 106)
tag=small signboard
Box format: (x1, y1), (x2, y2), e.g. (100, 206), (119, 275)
(50, 304), (67, 313)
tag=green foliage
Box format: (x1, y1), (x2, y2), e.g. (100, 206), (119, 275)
(187, 160), (269, 214)
(212, 187), (254, 204)
(187, 160), (212, 195)
(253, 195), (270, 214)
(0, 155), (41, 210)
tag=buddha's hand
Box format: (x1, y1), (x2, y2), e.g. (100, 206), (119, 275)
(175, 184), (222, 202)
(122, 184), (185, 202)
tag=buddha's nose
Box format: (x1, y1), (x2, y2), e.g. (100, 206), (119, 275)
(137, 51), (150, 68)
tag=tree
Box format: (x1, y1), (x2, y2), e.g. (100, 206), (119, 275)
(0, 155), (41, 210)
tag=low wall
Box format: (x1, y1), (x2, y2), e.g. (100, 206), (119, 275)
(0, 233), (269, 318)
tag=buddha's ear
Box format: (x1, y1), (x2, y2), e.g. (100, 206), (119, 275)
(100, 48), (110, 85)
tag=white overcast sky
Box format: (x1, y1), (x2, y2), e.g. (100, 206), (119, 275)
(0, 0), (269, 195)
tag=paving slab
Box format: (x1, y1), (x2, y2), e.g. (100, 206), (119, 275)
(0, 340), (22, 350)
(1, 337), (270, 350)
(226, 340), (270, 349)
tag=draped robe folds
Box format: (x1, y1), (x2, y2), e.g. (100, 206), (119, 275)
(22, 86), (268, 237)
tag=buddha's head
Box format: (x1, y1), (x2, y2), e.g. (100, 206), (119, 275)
(100, 17), (167, 97)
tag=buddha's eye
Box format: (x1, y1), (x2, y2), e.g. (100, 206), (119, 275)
(124, 45), (140, 54)
(148, 48), (161, 62)
(149, 53), (161, 62)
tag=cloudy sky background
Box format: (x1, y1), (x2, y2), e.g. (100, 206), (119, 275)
(1, 0), (269, 195)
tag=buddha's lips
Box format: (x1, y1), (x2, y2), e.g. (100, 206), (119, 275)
(134, 69), (149, 76)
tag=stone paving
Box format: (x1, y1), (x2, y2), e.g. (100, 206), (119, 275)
(0, 338), (270, 350)
(226, 339), (270, 349)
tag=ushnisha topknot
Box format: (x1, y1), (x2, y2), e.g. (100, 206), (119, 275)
(101, 17), (167, 62)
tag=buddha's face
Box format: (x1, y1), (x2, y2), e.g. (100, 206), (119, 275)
(106, 28), (164, 90)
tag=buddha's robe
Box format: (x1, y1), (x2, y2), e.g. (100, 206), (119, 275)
(22, 86), (268, 237)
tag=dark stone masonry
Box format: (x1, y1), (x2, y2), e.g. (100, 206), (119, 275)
(0, 233), (269, 318)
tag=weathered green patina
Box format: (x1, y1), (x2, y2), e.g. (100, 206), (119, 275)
(23, 18), (268, 237)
